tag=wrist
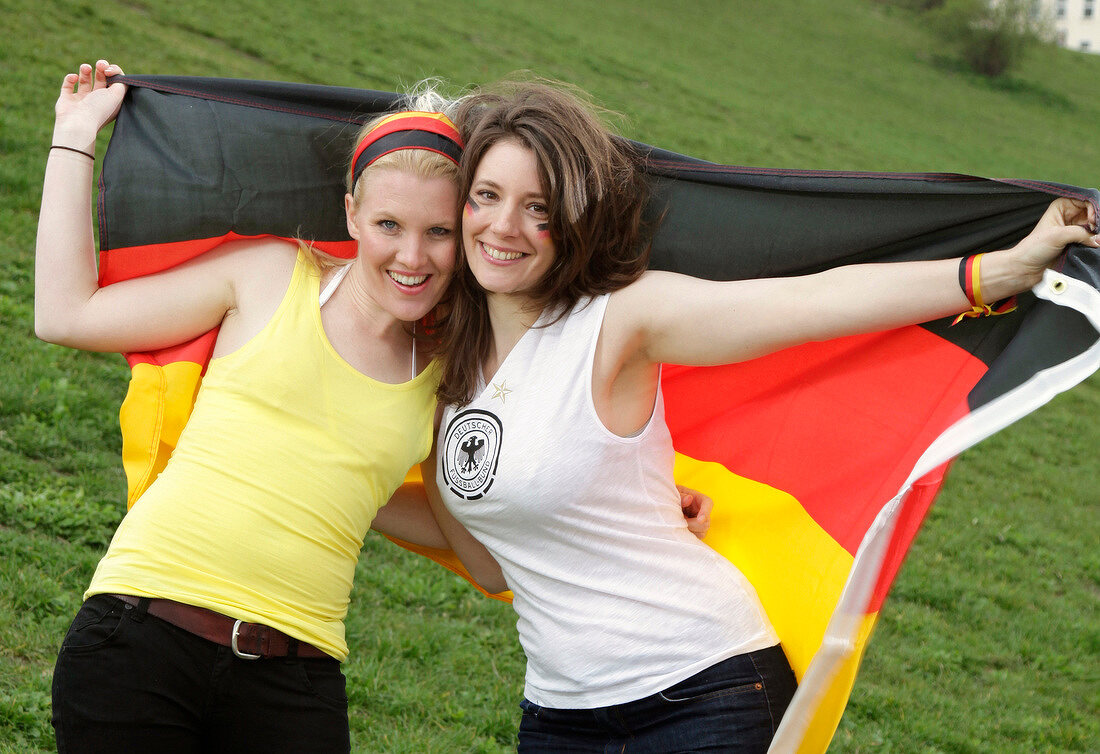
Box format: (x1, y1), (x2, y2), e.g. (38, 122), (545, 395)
(950, 251), (1026, 326)
(976, 249), (1039, 301)
(51, 124), (97, 156)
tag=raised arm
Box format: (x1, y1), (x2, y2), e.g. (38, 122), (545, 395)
(35, 60), (242, 353)
(608, 198), (1099, 368)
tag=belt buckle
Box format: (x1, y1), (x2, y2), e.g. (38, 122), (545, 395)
(231, 619), (262, 660)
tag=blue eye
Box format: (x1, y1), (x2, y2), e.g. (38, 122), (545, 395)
(379, 220), (398, 231)
(429, 226), (453, 237)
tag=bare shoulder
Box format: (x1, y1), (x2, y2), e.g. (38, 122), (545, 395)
(618, 269), (677, 293)
(604, 271), (683, 329)
(598, 272), (673, 367)
(610, 270), (686, 304)
(604, 270), (748, 366)
(160, 236), (298, 287)
(214, 237), (299, 282)
(197, 238), (299, 310)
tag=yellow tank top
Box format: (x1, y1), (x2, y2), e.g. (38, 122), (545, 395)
(87, 251), (440, 660)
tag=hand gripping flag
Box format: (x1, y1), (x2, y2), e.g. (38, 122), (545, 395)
(98, 76), (1100, 753)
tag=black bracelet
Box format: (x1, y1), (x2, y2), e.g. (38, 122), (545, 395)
(50, 145), (95, 160)
(957, 255), (971, 302)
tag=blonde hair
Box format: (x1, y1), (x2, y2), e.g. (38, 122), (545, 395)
(346, 81), (463, 194)
(300, 82), (464, 271)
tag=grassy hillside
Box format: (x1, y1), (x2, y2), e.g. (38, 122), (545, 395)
(2, 0), (1097, 751)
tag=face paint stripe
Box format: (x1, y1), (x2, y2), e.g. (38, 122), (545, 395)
(465, 197), (480, 214)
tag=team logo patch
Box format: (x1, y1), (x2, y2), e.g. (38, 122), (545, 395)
(442, 409), (503, 500)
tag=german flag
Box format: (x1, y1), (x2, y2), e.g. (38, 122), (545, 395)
(99, 76), (1100, 753)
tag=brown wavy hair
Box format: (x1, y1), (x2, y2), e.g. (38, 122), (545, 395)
(436, 81), (653, 405)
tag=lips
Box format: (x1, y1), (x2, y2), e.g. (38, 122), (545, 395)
(387, 270), (430, 291)
(480, 241), (528, 262)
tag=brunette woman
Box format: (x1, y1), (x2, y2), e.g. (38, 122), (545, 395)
(426, 82), (1098, 753)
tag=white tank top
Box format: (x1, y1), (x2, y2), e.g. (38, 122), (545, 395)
(437, 294), (778, 708)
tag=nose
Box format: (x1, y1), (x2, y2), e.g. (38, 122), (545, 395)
(395, 236), (427, 268)
(489, 204), (520, 237)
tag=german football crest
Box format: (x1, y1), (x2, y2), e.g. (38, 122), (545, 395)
(441, 409), (503, 500)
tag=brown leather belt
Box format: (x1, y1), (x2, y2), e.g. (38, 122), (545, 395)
(111, 594), (330, 660)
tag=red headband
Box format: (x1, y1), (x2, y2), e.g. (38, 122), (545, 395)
(351, 111), (463, 186)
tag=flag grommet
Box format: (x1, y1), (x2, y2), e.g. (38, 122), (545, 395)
(1050, 278), (1068, 295)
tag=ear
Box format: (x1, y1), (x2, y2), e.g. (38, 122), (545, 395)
(345, 193), (360, 240)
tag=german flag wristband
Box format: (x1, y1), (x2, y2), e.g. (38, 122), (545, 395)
(952, 253), (1017, 325)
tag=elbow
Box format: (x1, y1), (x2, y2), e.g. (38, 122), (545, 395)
(33, 311), (67, 345)
(34, 301), (94, 349)
(485, 580), (509, 597)
(469, 567), (508, 596)
(34, 312), (88, 349)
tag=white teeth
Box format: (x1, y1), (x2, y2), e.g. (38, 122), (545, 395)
(483, 243), (525, 261)
(388, 271), (428, 286)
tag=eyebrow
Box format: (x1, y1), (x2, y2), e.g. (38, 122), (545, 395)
(472, 177), (546, 202)
(369, 208), (455, 225)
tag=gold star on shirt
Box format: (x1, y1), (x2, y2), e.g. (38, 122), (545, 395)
(491, 380), (513, 403)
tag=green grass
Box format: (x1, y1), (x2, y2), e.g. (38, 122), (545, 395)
(2, 0), (1098, 751)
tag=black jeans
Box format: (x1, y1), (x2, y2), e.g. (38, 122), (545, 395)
(51, 594), (350, 754)
(518, 644), (797, 753)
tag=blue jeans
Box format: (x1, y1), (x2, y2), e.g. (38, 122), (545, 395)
(517, 644), (796, 753)
(51, 595), (350, 754)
